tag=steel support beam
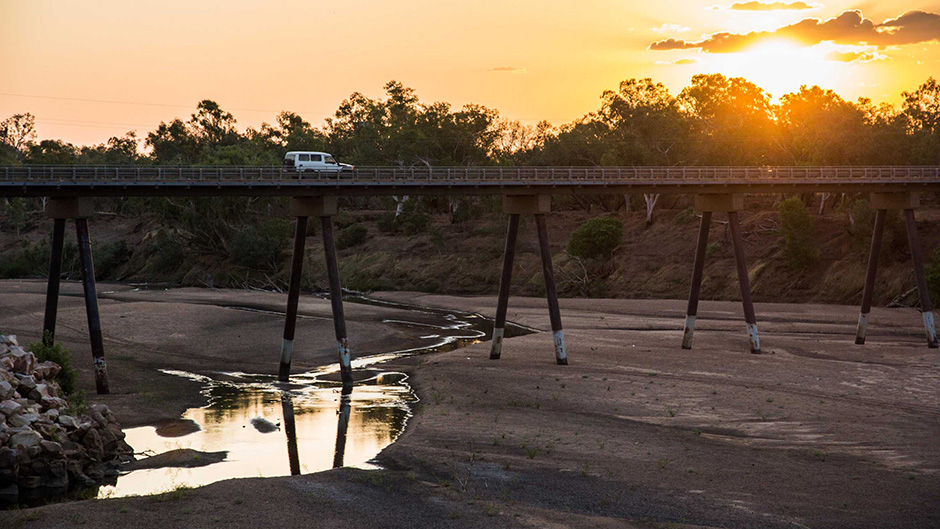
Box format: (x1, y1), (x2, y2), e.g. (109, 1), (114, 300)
(728, 211), (760, 354)
(321, 216), (354, 386)
(75, 218), (109, 394)
(535, 214), (567, 365)
(682, 211), (712, 349)
(855, 209), (886, 345)
(903, 209), (938, 348)
(42, 218), (66, 346)
(279, 216), (308, 381)
(490, 214), (520, 359)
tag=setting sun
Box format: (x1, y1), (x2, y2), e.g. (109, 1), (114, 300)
(703, 40), (839, 98)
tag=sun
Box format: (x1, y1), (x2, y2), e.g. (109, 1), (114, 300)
(701, 39), (839, 99)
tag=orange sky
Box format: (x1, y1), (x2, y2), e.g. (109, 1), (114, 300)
(2, 0), (939, 146)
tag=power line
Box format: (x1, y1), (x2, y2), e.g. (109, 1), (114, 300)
(0, 92), (334, 116)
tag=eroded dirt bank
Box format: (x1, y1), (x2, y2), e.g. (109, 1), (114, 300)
(2, 282), (938, 528)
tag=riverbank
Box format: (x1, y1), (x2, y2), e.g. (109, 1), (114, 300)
(2, 281), (938, 528)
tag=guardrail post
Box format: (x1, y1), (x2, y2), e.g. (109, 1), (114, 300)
(490, 213), (519, 359)
(279, 214), (309, 381)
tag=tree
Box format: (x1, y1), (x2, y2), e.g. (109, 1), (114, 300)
(0, 113), (37, 162)
(776, 86), (866, 165)
(901, 77), (940, 164)
(678, 74), (774, 165)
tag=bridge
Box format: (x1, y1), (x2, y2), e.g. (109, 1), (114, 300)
(1, 165), (939, 197)
(3, 165), (938, 395)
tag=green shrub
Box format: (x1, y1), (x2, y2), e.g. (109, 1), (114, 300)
(227, 219), (291, 268)
(566, 217), (624, 259)
(398, 201), (430, 235)
(27, 334), (78, 396)
(94, 240), (130, 280)
(335, 224), (368, 250)
(144, 229), (185, 275)
(0, 240), (50, 278)
(927, 245), (940, 303)
(672, 207), (697, 226)
(778, 197), (818, 269)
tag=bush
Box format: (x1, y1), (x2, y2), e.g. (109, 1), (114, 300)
(672, 207), (697, 226)
(335, 224), (368, 250)
(566, 217), (624, 259)
(0, 240), (50, 278)
(227, 218), (291, 268)
(778, 197), (818, 269)
(143, 229), (185, 275)
(27, 334), (78, 396)
(927, 245), (940, 303)
(94, 240), (130, 280)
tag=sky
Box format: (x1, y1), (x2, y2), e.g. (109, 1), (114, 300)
(2, 0), (939, 146)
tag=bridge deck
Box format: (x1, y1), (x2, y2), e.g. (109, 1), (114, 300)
(2, 165), (939, 197)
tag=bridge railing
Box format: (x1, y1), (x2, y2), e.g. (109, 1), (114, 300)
(2, 165), (940, 183)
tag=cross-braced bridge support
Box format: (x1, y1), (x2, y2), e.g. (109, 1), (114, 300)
(682, 194), (761, 354)
(42, 197), (110, 394)
(490, 195), (568, 365)
(856, 193), (938, 348)
(278, 196), (355, 385)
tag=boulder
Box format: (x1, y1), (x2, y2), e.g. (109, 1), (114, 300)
(8, 413), (39, 428)
(9, 430), (42, 450)
(40, 441), (62, 456)
(0, 400), (23, 417)
(57, 415), (79, 429)
(0, 381), (14, 400)
(9, 350), (35, 375)
(35, 361), (61, 381)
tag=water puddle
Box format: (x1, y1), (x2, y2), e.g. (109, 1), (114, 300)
(84, 295), (536, 499)
(97, 369), (414, 498)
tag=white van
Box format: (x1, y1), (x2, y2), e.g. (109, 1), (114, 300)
(283, 151), (354, 172)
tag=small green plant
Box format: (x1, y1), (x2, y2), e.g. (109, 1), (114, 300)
(27, 334), (78, 395)
(335, 224), (368, 250)
(672, 207), (697, 226)
(778, 197), (818, 269)
(706, 241), (722, 257)
(566, 217), (624, 259)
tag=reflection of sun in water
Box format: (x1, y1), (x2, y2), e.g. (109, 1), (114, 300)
(704, 40), (838, 99)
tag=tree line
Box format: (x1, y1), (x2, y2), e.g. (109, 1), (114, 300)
(2, 75), (940, 168)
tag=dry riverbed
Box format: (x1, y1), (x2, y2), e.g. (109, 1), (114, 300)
(1, 280), (938, 528)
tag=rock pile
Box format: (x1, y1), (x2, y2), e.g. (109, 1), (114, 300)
(0, 334), (133, 501)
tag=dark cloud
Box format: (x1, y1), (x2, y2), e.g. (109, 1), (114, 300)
(649, 10), (940, 52)
(724, 1), (816, 11)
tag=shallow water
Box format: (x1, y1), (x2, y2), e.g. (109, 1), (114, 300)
(88, 295), (535, 499)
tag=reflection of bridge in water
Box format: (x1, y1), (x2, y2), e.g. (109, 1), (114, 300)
(2, 165), (937, 395)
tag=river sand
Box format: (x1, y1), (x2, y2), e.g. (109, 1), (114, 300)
(1, 280), (938, 528)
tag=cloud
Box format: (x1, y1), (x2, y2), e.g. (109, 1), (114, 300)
(649, 10), (940, 52)
(824, 50), (885, 62)
(651, 23), (690, 33)
(716, 1), (818, 11)
(488, 66), (527, 73)
(655, 58), (699, 65)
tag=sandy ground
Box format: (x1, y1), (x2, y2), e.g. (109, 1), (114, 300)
(1, 281), (939, 528)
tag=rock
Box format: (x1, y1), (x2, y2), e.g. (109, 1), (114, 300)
(0, 446), (16, 469)
(40, 441), (62, 455)
(82, 428), (104, 459)
(41, 396), (68, 410)
(0, 483), (18, 499)
(89, 410), (108, 429)
(0, 400), (23, 417)
(0, 381), (14, 400)
(8, 413), (39, 428)
(14, 375), (36, 396)
(43, 408), (59, 421)
(35, 361), (61, 381)
(0, 356), (13, 372)
(26, 446), (41, 459)
(57, 415), (78, 429)
(9, 430), (42, 450)
(9, 350), (35, 375)
(20, 475), (41, 489)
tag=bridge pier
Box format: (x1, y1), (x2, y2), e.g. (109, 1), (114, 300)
(490, 195), (567, 364)
(856, 193), (937, 348)
(682, 195), (760, 354)
(43, 198), (110, 394)
(280, 197), (355, 385)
